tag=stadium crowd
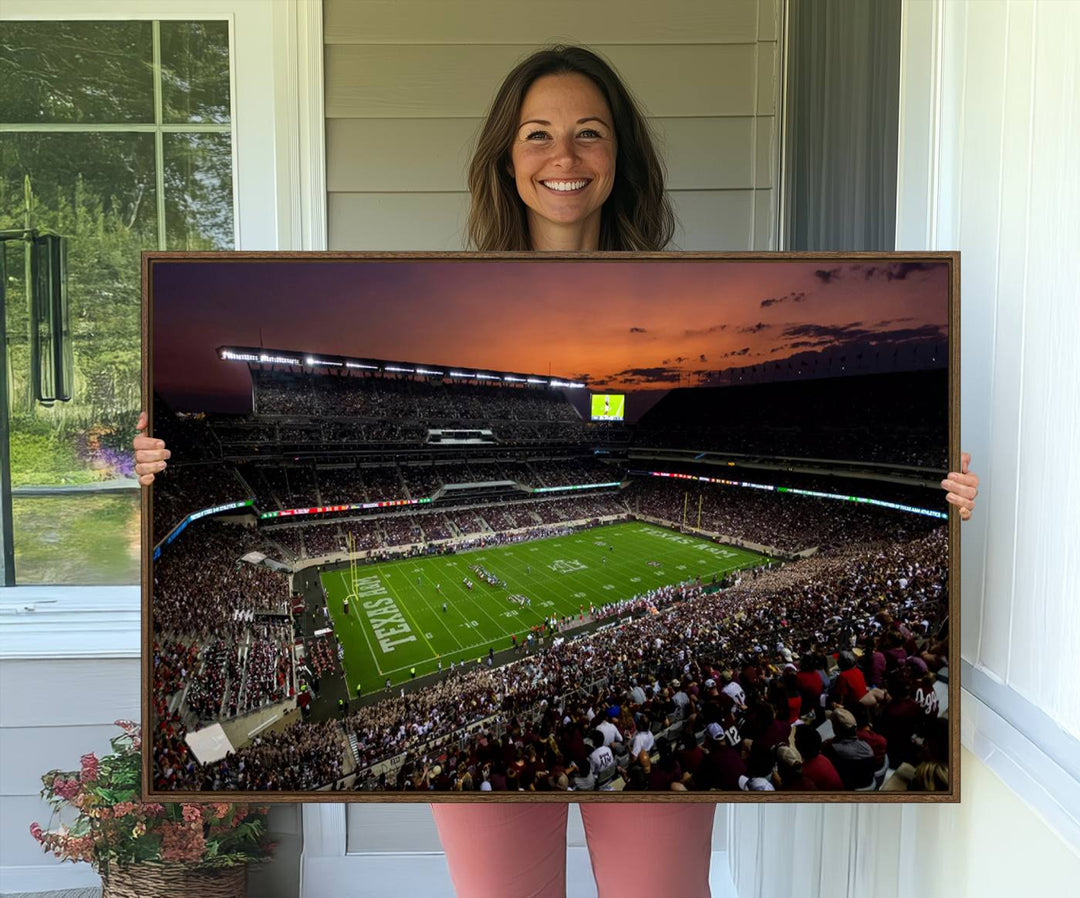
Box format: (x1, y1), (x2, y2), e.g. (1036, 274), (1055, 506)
(155, 514), (948, 793)
(342, 526), (948, 793)
(251, 370), (580, 423)
(629, 479), (941, 554)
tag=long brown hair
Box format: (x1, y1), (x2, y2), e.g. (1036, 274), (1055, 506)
(467, 46), (675, 251)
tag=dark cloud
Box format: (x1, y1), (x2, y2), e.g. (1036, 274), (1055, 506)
(605, 366), (683, 385)
(629, 327), (647, 334)
(875, 324), (948, 341)
(721, 347), (751, 358)
(683, 323), (727, 337)
(759, 291), (807, 308)
(814, 268), (841, 284)
(852, 261), (941, 282)
(738, 322), (770, 334)
(884, 261), (938, 281)
(770, 322), (947, 358)
(699, 353), (707, 362)
(782, 322), (871, 341)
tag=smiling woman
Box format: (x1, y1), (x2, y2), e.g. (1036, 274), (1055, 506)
(509, 73), (617, 250)
(466, 45), (674, 252)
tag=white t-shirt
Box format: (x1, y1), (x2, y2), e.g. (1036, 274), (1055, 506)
(596, 719), (622, 746)
(722, 681), (747, 708)
(588, 745), (615, 776)
(629, 729), (655, 758)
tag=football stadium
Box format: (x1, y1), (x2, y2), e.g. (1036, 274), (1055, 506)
(151, 341), (950, 795)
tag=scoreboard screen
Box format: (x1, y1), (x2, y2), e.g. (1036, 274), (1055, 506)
(590, 393), (625, 421)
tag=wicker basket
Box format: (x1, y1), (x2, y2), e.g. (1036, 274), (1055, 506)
(101, 863), (247, 898)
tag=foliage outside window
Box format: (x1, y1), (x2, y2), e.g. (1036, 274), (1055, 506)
(0, 20), (234, 583)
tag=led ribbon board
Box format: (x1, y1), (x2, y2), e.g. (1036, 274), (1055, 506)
(259, 497), (432, 520)
(640, 470), (947, 519)
(153, 499), (255, 559)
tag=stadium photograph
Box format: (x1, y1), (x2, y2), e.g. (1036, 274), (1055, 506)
(145, 253), (957, 801)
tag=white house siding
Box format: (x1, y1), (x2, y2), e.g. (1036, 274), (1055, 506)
(323, 0), (781, 250)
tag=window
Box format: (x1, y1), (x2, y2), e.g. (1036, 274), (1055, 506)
(1, 19), (234, 584)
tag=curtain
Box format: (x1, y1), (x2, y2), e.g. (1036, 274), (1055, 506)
(783, 0), (901, 250)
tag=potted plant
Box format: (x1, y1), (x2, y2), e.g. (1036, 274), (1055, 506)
(30, 720), (273, 897)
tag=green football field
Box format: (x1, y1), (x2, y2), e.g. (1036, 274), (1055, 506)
(321, 521), (765, 694)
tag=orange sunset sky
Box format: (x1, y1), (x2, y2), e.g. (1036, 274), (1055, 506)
(153, 257), (950, 408)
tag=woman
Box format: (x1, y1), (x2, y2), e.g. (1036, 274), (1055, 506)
(135, 45), (979, 898)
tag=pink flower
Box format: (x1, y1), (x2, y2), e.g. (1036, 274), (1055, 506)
(80, 753), (100, 782)
(181, 805), (202, 824)
(142, 803), (165, 817)
(52, 777), (80, 801)
(29, 822), (43, 842)
(160, 821), (206, 863)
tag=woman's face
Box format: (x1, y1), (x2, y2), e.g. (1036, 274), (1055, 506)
(509, 72), (617, 248)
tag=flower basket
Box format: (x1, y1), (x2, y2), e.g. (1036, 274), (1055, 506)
(31, 721), (273, 889)
(101, 862), (247, 898)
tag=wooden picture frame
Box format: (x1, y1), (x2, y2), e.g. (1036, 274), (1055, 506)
(142, 250), (960, 804)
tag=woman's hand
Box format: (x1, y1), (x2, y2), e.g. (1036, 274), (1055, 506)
(133, 411), (170, 486)
(941, 452), (979, 521)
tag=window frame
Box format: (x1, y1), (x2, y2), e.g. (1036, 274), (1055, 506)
(0, 0), (325, 650)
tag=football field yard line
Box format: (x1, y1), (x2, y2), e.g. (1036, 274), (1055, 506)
(336, 570), (383, 681)
(365, 566), (442, 660)
(461, 549), (557, 628)
(394, 566), (465, 650)
(437, 560), (515, 641)
(323, 522), (765, 691)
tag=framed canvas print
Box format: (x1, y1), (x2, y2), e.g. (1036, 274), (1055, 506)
(143, 251), (959, 803)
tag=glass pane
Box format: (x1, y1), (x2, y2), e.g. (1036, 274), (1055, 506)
(2, 133), (152, 584)
(12, 493), (141, 585)
(0, 21), (154, 124)
(160, 21), (232, 124)
(163, 132), (235, 250)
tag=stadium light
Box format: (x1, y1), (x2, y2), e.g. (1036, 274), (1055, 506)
(416, 368), (444, 376)
(449, 371), (474, 378)
(345, 362), (379, 370)
(526, 378), (546, 384)
(385, 366), (415, 374)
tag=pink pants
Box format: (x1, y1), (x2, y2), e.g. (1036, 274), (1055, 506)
(431, 803), (716, 898)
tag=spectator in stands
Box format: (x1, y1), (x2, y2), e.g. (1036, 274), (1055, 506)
(822, 707), (876, 790)
(792, 725), (840, 791)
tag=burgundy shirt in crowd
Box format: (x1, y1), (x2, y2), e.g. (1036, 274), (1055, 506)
(835, 667), (868, 703)
(801, 753), (845, 790)
(697, 745), (747, 791)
